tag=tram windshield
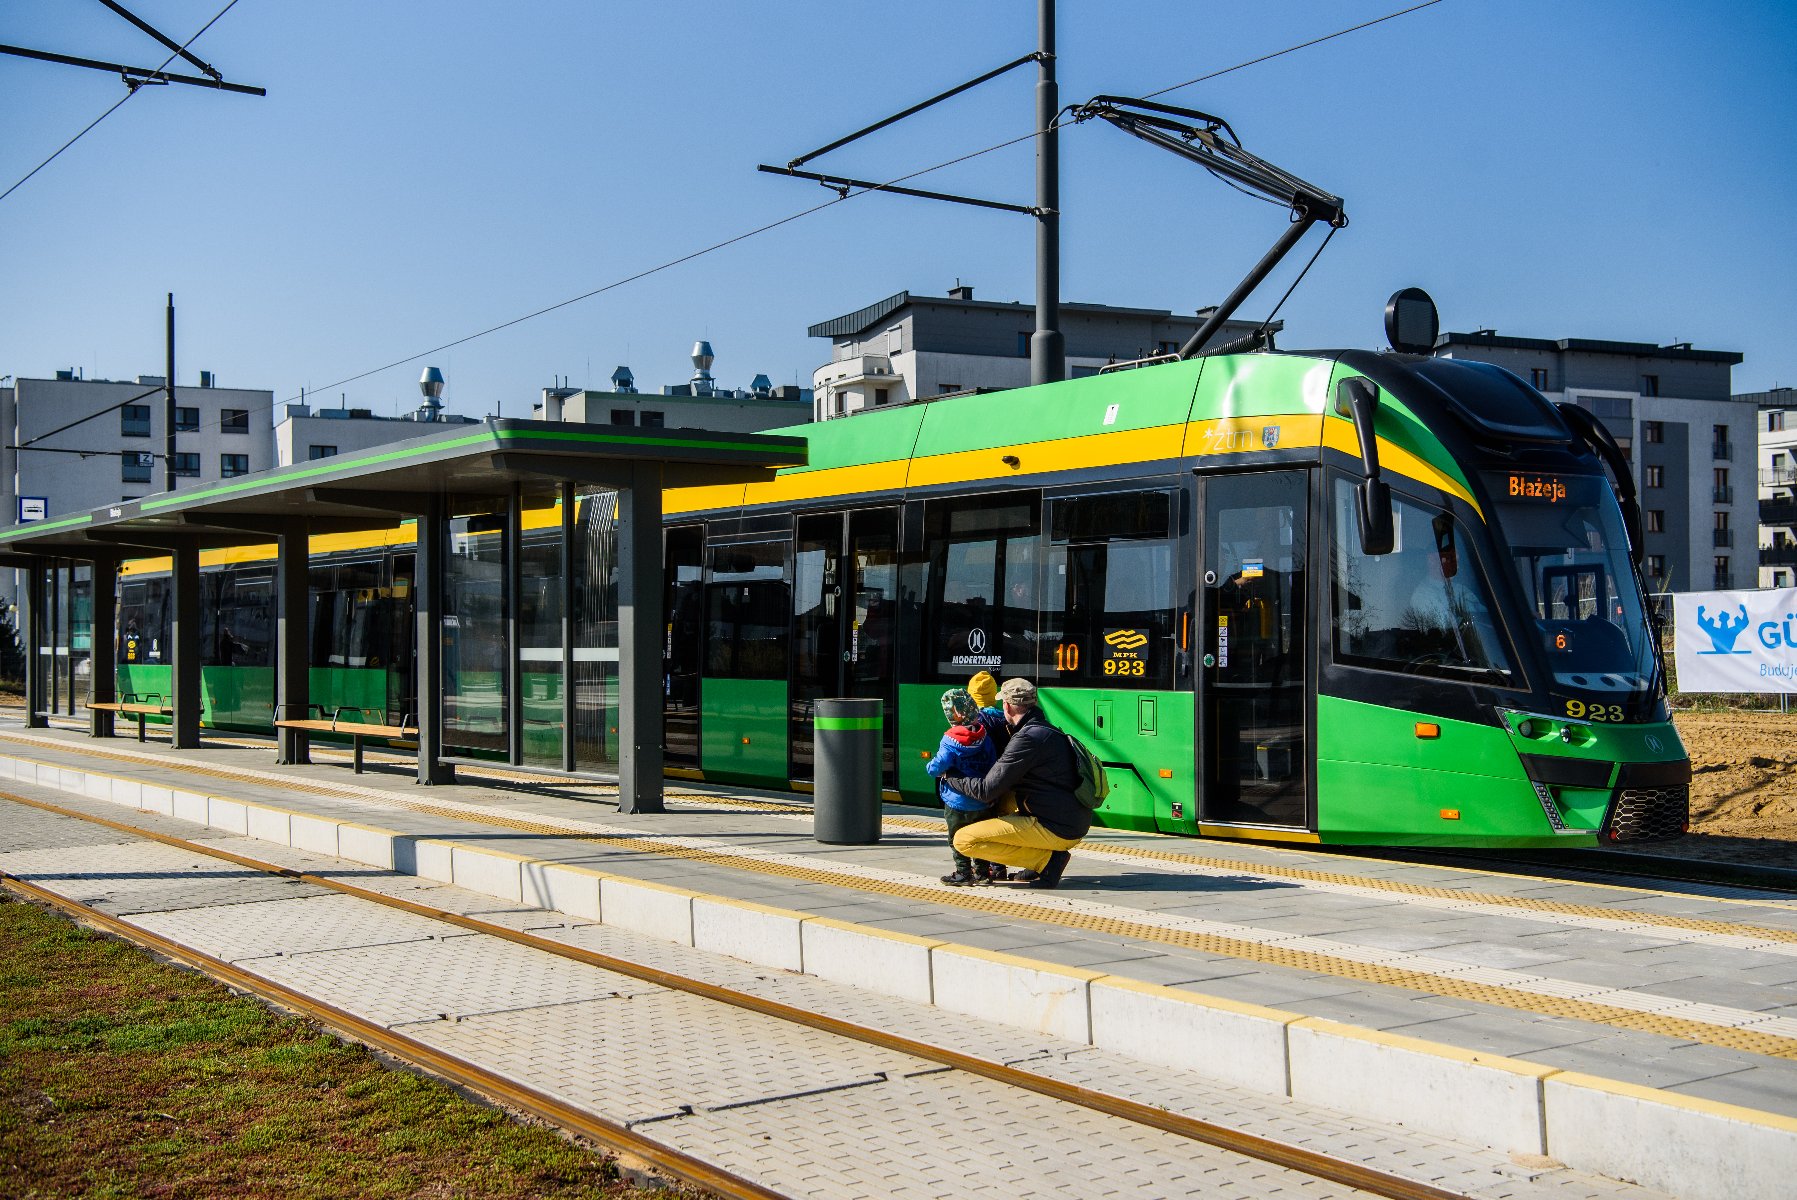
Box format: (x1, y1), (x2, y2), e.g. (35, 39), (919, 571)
(1485, 471), (1657, 706)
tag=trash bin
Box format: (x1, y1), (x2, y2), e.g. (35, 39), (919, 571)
(813, 697), (883, 844)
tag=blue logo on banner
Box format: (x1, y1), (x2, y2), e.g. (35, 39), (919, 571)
(1696, 604), (1752, 654)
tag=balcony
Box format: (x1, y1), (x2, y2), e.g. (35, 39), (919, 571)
(822, 354), (897, 387)
(1763, 497), (1797, 527)
(1764, 468), (1797, 488)
(1713, 485), (1734, 504)
(1712, 529), (1734, 548)
(1761, 544), (1797, 567)
(1712, 441), (1734, 461)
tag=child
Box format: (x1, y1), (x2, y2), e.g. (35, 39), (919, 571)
(925, 688), (1004, 886)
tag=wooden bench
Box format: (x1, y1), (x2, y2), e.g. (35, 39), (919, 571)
(273, 707), (416, 773)
(88, 698), (175, 742)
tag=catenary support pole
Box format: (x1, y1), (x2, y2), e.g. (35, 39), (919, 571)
(165, 294), (176, 494)
(1030, 0), (1063, 387)
(617, 462), (664, 814)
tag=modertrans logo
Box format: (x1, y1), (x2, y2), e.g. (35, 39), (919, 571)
(1673, 588), (1797, 693)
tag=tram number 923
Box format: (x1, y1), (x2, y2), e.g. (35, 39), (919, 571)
(1564, 699), (1626, 722)
(1053, 629), (1152, 677)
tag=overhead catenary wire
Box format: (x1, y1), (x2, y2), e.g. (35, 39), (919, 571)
(169, 0), (1451, 442)
(0, 0), (247, 206)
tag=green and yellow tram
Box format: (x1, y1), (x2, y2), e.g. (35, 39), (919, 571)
(100, 325), (1690, 849)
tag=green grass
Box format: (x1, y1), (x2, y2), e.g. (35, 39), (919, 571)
(0, 892), (688, 1199)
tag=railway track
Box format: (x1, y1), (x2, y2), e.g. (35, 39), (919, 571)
(1, 786), (1632, 1200)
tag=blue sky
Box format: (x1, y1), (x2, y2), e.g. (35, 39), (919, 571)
(4, 1), (1794, 421)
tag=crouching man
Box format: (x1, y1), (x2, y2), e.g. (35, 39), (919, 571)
(941, 678), (1088, 890)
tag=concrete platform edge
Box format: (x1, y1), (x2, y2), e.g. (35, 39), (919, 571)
(8, 746), (1794, 1200)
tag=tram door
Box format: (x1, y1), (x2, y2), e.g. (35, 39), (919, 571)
(1197, 471), (1311, 829)
(789, 508), (900, 784)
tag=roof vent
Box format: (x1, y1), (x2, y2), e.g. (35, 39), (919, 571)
(691, 341), (715, 397)
(611, 365), (636, 394)
(948, 283), (974, 301)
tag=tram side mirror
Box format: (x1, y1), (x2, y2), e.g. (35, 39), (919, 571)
(1338, 377), (1395, 554)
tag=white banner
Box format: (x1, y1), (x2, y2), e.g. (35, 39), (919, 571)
(1673, 588), (1797, 693)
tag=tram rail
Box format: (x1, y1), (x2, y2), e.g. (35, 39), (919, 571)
(0, 786), (1494, 1200)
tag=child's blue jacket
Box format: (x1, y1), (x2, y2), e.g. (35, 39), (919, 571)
(925, 724), (998, 811)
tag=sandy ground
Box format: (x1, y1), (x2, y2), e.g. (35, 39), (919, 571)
(1669, 709), (1797, 869)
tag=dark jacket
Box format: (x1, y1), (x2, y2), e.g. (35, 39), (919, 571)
(944, 707), (1090, 840)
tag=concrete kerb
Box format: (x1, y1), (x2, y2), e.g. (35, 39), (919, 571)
(8, 747), (1796, 1199)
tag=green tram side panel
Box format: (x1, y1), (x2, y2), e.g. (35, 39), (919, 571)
(700, 677), (788, 785)
(1316, 694), (1598, 848)
(907, 361), (1205, 465)
(1186, 354), (1329, 425)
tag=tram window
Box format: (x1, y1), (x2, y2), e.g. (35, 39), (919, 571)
(923, 493), (1040, 682)
(705, 539), (789, 679)
(1041, 490), (1175, 690)
(1330, 478), (1513, 683)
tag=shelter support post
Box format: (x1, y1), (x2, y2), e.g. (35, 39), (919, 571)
(88, 556), (118, 737)
(171, 542), (202, 748)
(276, 518), (310, 764)
(617, 462), (665, 814)
(415, 495), (455, 785)
(23, 561), (47, 729)
(505, 483), (523, 766)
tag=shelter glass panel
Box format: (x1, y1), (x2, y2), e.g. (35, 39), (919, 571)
(520, 500), (566, 769)
(444, 510), (508, 756)
(572, 490), (619, 773)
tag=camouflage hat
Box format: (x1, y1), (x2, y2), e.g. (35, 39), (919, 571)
(967, 671), (999, 709)
(997, 677), (1038, 709)
(940, 688), (981, 726)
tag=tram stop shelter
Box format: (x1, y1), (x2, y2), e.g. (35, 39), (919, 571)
(0, 418), (807, 813)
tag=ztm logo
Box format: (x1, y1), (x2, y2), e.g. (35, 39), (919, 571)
(1105, 629), (1148, 651)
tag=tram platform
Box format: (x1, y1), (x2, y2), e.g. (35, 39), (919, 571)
(1, 718), (1793, 1200)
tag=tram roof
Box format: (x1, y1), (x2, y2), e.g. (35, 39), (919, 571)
(0, 417), (807, 561)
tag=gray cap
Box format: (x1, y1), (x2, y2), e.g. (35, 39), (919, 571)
(997, 677), (1038, 708)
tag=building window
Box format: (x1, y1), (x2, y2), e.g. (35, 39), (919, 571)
(220, 453), (249, 478)
(308, 445), (337, 460)
(1771, 411), (1787, 433)
(1641, 374), (1659, 397)
(121, 451), (153, 483)
(874, 388), (890, 406)
(1593, 396), (1632, 420)
(1016, 332), (1030, 359)
(610, 409), (636, 426)
(1646, 555), (1666, 582)
(175, 406), (200, 432)
(1645, 509), (1664, 533)
(1713, 556), (1730, 590)
(938, 383), (960, 394)
(1713, 424), (1731, 460)
(172, 452), (199, 477)
(1529, 367), (1549, 390)
(1714, 466), (1731, 503)
(1645, 465), (1664, 488)
(121, 405), (151, 438)
(1643, 420), (1663, 443)
(640, 411), (664, 428)
(887, 328), (903, 354)
(221, 409), (249, 434)
(1778, 571), (1793, 588)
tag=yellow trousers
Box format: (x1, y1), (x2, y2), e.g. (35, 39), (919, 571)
(951, 813), (1080, 873)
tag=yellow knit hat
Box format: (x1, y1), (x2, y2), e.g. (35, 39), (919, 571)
(967, 671), (999, 709)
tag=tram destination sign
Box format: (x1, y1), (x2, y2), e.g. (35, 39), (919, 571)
(1504, 472), (1568, 503)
